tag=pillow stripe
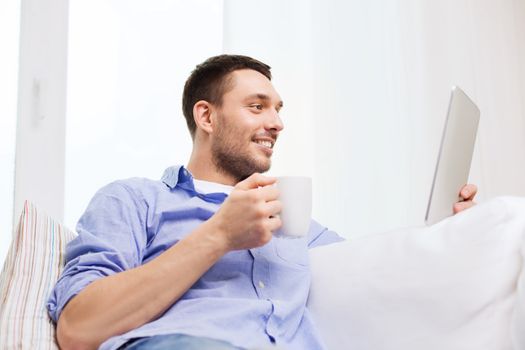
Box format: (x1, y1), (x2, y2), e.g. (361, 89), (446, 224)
(32, 210), (52, 345)
(17, 203), (36, 346)
(12, 203), (30, 346)
(37, 221), (56, 347)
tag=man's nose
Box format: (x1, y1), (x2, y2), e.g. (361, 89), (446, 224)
(266, 110), (284, 132)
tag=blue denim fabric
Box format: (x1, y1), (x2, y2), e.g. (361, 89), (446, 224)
(123, 334), (244, 350)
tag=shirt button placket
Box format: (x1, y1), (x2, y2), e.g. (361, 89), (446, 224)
(251, 247), (275, 342)
(251, 249), (269, 299)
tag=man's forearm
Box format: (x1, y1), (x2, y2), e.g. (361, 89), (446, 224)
(57, 220), (229, 350)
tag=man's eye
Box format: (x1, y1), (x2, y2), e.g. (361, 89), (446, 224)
(251, 104), (263, 110)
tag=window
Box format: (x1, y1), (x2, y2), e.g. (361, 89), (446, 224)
(64, 0), (224, 228)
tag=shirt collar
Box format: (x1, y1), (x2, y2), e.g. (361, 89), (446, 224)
(161, 165), (228, 204)
(161, 165), (191, 189)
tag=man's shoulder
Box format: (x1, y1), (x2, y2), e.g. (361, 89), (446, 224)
(97, 176), (167, 201)
(111, 176), (163, 189)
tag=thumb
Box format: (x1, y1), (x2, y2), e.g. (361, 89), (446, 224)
(235, 173), (277, 190)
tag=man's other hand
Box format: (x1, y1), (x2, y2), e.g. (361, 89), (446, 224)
(453, 184), (478, 214)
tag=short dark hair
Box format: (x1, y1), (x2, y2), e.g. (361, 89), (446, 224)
(182, 54), (272, 139)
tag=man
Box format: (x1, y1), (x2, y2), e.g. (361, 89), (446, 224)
(48, 55), (477, 350)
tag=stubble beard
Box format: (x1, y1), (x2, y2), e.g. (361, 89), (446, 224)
(211, 130), (271, 183)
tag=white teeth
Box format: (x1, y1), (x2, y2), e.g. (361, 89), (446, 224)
(255, 140), (273, 148)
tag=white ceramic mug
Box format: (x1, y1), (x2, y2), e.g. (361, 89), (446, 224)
(274, 176), (312, 238)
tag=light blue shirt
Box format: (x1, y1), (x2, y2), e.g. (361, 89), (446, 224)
(47, 166), (343, 350)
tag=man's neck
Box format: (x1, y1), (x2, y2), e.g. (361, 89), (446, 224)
(186, 150), (237, 186)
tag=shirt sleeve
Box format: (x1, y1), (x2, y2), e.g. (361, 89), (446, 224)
(47, 181), (148, 323)
(307, 219), (345, 249)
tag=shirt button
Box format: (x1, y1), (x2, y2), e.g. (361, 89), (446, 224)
(258, 280), (265, 289)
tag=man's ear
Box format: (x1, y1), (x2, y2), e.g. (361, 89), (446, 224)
(193, 100), (215, 135)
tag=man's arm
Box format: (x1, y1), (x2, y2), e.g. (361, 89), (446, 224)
(56, 174), (282, 350)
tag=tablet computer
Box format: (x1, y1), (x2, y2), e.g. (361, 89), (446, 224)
(425, 86), (480, 225)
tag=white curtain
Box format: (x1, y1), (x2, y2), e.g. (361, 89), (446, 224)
(224, 0), (525, 238)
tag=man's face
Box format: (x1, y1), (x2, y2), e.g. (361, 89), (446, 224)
(211, 69), (284, 182)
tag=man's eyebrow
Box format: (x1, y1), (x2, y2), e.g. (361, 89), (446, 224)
(245, 93), (271, 101)
(245, 94), (284, 107)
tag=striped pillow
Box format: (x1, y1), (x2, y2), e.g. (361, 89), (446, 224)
(0, 201), (76, 349)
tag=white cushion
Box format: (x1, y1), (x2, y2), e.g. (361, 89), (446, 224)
(308, 196), (525, 350)
(0, 201), (76, 349)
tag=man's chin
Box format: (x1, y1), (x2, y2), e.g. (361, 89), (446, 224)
(236, 161), (271, 181)
(212, 149), (272, 181)
(254, 158), (272, 173)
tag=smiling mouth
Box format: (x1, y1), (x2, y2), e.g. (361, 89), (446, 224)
(253, 140), (274, 149)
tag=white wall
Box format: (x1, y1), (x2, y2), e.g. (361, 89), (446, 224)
(14, 0), (69, 226)
(224, 0), (525, 238)
(310, 0), (525, 237)
(223, 0), (316, 180)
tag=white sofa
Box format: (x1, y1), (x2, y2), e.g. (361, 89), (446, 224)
(308, 196), (525, 350)
(1, 198), (525, 349)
